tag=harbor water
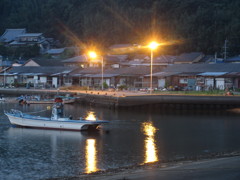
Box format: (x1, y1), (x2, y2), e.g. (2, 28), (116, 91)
(1, 102), (240, 179)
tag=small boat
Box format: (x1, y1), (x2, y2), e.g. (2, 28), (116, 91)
(16, 95), (76, 105)
(5, 98), (109, 131)
(26, 98), (76, 104)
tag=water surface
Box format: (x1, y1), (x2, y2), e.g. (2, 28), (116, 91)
(1, 103), (240, 179)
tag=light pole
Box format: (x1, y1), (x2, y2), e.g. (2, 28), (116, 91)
(100, 56), (104, 91)
(3, 68), (6, 88)
(148, 42), (159, 94)
(88, 51), (104, 90)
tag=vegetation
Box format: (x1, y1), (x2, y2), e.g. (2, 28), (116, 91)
(1, 0), (240, 56)
(0, 44), (40, 59)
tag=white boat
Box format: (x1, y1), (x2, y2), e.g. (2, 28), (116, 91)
(5, 98), (109, 131)
(26, 98), (76, 104)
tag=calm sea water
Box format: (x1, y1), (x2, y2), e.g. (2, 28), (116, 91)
(1, 102), (240, 179)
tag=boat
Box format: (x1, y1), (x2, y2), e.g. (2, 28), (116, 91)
(26, 98), (76, 104)
(17, 95), (77, 104)
(5, 98), (109, 131)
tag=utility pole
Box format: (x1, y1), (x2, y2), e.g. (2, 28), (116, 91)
(223, 39), (228, 60)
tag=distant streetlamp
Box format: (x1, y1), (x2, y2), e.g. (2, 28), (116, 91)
(88, 51), (104, 90)
(148, 42), (159, 94)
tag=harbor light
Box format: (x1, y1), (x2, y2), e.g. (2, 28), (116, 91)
(87, 51), (104, 90)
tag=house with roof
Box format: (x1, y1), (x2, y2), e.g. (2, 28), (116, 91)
(68, 66), (162, 90)
(9, 33), (49, 53)
(62, 54), (128, 69)
(23, 58), (64, 67)
(173, 52), (205, 64)
(47, 48), (66, 58)
(104, 55), (128, 68)
(62, 55), (88, 68)
(108, 44), (141, 54)
(69, 67), (101, 87)
(120, 54), (176, 68)
(225, 55), (240, 63)
(0, 29), (26, 44)
(153, 63), (240, 90)
(0, 66), (76, 88)
(0, 28), (50, 53)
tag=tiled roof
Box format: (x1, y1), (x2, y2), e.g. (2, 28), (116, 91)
(26, 58), (64, 66)
(47, 48), (65, 54)
(0, 61), (13, 67)
(17, 33), (42, 37)
(69, 67), (101, 75)
(105, 55), (128, 62)
(0, 29), (26, 43)
(62, 55), (87, 63)
(225, 56), (240, 62)
(105, 66), (160, 76)
(162, 63), (240, 73)
(174, 52), (204, 62)
(8, 66), (76, 75)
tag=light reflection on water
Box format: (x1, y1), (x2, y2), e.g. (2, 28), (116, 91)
(1, 103), (240, 179)
(142, 122), (158, 163)
(85, 139), (98, 173)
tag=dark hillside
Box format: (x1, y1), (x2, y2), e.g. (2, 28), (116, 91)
(0, 0), (240, 55)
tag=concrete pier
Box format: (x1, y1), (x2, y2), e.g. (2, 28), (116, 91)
(1, 88), (240, 109)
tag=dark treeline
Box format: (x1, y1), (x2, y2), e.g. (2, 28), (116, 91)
(1, 0), (240, 56)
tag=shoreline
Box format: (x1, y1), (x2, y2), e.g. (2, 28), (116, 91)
(1, 88), (240, 109)
(51, 151), (240, 180)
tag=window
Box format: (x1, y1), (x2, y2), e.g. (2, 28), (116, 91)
(179, 78), (188, 84)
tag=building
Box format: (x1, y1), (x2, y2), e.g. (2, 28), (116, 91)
(0, 29), (26, 44)
(0, 29), (50, 53)
(0, 66), (76, 88)
(153, 63), (240, 90)
(23, 58), (64, 67)
(174, 52), (205, 64)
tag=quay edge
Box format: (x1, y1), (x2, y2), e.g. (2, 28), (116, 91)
(1, 88), (240, 109)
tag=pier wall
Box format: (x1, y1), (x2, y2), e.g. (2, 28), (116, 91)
(1, 88), (240, 109)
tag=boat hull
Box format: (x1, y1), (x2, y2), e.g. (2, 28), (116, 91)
(26, 99), (75, 104)
(5, 113), (106, 131)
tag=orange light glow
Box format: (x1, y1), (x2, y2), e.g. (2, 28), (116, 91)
(85, 111), (97, 121)
(142, 122), (158, 163)
(148, 41), (159, 50)
(88, 51), (97, 59)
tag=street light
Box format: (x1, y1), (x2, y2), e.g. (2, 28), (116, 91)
(148, 41), (159, 94)
(88, 51), (104, 90)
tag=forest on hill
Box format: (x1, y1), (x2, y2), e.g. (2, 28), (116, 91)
(1, 0), (240, 56)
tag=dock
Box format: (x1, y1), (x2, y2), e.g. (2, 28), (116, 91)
(1, 88), (240, 110)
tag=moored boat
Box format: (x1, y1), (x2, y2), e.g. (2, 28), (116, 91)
(5, 98), (108, 131)
(26, 98), (76, 104)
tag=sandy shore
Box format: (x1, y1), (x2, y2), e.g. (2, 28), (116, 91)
(49, 151), (240, 180)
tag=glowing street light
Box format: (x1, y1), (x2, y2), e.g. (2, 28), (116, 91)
(88, 51), (104, 90)
(148, 41), (160, 94)
(88, 51), (97, 59)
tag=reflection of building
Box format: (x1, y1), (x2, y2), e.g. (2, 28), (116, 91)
(142, 122), (158, 163)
